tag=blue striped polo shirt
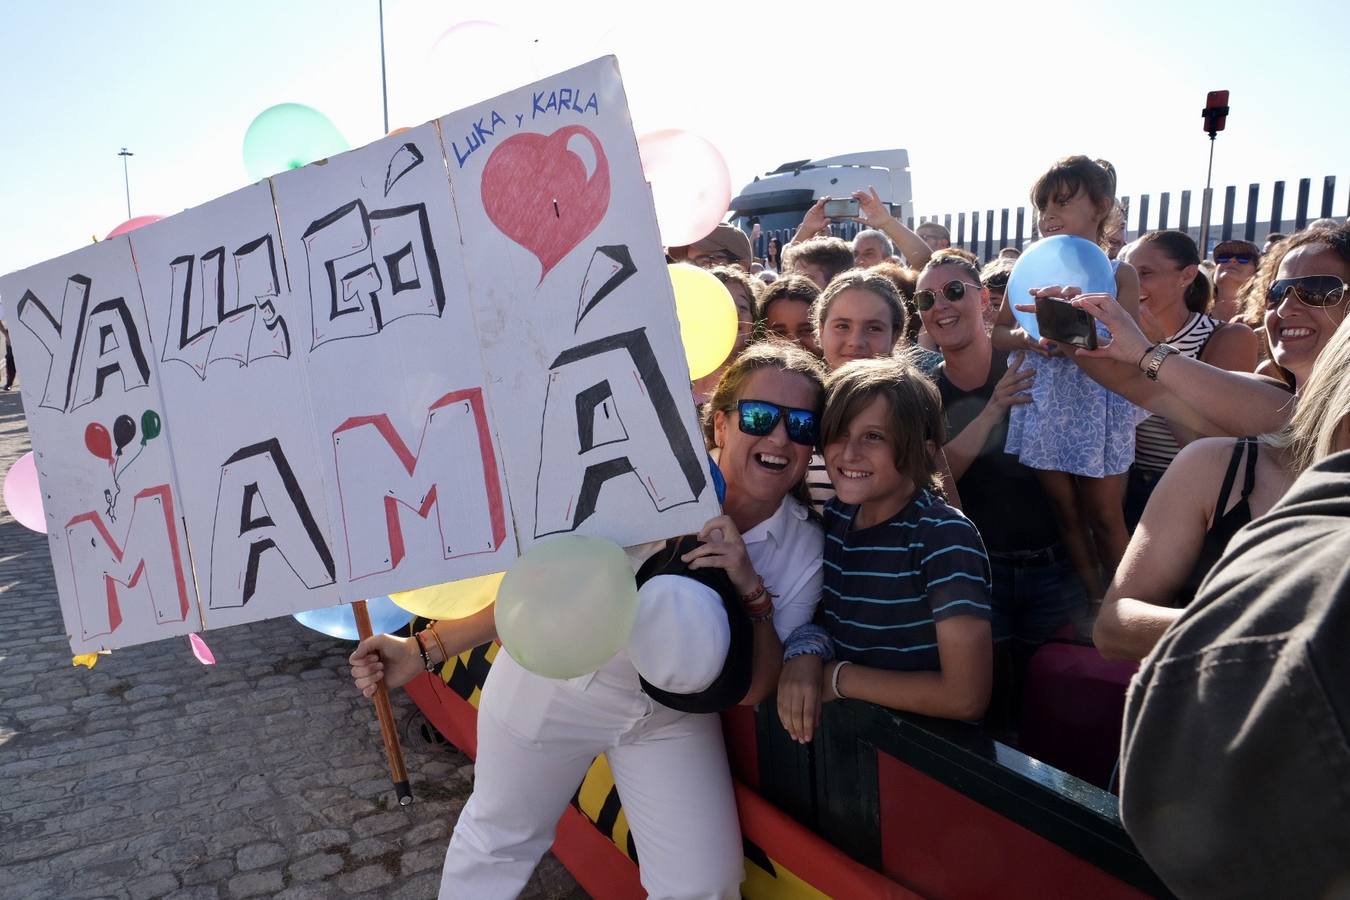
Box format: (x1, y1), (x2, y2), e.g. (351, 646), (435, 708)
(821, 490), (991, 672)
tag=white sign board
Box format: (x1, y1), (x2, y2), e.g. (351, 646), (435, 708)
(0, 57), (719, 654)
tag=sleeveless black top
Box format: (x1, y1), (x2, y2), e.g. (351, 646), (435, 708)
(1174, 437), (1259, 607)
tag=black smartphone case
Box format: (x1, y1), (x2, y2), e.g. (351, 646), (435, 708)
(1035, 297), (1098, 350)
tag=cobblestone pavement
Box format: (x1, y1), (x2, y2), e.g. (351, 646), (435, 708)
(0, 385), (586, 899)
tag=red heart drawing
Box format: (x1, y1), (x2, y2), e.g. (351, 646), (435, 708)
(481, 125), (611, 282)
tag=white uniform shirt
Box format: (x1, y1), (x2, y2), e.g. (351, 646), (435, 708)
(741, 494), (824, 642)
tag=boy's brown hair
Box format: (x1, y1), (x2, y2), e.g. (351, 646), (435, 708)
(783, 236), (855, 286)
(820, 356), (946, 495)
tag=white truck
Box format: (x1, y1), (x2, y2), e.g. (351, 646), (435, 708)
(727, 149), (915, 257)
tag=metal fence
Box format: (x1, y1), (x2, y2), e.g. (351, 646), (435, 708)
(752, 174), (1346, 266)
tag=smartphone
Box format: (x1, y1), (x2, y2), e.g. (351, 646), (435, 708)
(822, 198), (860, 219)
(1035, 297), (1098, 350)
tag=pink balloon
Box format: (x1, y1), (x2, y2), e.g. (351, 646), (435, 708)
(637, 130), (732, 248)
(421, 21), (535, 115)
(105, 215), (164, 240)
(3, 451), (47, 533)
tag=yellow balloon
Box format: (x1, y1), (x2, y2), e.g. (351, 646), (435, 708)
(668, 263), (738, 380)
(389, 571), (504, 620)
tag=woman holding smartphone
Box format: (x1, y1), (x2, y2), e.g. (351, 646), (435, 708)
(1081, 225), (1348, 662)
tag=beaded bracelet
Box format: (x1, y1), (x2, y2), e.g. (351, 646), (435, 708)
(739, 576), (767, 606)
(414, 630), (435, 672)
(425, 625), (449, 668)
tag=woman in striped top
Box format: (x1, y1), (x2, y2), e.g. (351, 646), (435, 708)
(777, 357), (992, 741)
(1120, 231), (1257, 527)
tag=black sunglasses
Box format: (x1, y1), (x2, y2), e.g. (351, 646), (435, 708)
(914, 280), (980, 311)
(737, 399), (818, 446)
(1215, 253), (1256, 265)
(1265, 275), (1348, 310)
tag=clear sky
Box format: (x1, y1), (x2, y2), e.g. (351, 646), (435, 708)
(2, 0), (1346, 275)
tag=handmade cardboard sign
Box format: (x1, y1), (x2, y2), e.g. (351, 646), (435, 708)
(0, 57), (720, 654)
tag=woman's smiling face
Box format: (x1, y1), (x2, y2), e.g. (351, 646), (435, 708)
(1265, 245), (1350, 385)
(713, 367), (819, 505)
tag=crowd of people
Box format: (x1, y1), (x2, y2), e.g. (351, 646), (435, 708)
(348, 155), (1349, 898)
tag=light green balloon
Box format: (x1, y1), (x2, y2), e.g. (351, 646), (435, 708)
(242, 103), (349, 182)
(494, 535), (639, 679)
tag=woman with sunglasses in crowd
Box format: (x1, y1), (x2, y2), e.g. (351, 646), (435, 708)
(349, 342), (826, 899)
(1065, 225), (1349, 663)
(1209, 239), (1262, 324)
(1118, 230), (1258, 527)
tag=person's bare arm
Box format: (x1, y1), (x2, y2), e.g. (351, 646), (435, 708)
(1024, 288), (1295, 436)
(853, 186), (931, 269)
(942, 354), (1033, 480)
(1200, 321), (1260, 375)
(991, 286), (1052, 356)
(829, 616), (992, 721)
(741, 620), (784, 705)
(790, 197), (833, 245)
(350, 604), (498, 698)
(1093, 440), (1227, 661)
(1159, 323), (1261, 446)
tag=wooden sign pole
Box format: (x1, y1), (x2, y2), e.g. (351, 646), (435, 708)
(352, 599), (413, 805)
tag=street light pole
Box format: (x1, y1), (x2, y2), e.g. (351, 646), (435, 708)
(378, 0), (390, 134)
(118, 148), (134, 220)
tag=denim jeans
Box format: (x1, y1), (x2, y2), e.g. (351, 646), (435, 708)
(1124, 465), (1165, 532)
(986, 548), (1087, 736)
(989, 550), (1087, 647)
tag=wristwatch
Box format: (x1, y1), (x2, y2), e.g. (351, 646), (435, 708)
(1145, 343), (1178, 381)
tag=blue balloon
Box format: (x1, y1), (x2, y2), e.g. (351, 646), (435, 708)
(1006, 236), (1116, 341)
(708, 454), (727, 504)
(293, 596), (413, 641)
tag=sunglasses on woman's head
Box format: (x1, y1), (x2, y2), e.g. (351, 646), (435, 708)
(914, 280), (981, 311)
(1265, 275), (1348, 309)
(736, 400), (818, 446)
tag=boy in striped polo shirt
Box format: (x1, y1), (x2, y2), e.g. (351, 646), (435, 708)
(777, 357), (993, 741)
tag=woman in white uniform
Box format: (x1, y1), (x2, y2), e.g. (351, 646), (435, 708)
(350, 342), (827, 899)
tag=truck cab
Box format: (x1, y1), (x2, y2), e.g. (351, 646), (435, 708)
(728, 149), (915, 258)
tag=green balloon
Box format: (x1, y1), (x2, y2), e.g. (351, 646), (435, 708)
(494, 536), (639, 679)
(140, 409), (162, 445)
(242, 103), (349, 182)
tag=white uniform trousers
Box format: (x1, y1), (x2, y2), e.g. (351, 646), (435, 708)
(438, 650), (743, 900)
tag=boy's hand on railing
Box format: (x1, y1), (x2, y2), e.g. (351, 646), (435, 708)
(777, 654), (825, 743)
